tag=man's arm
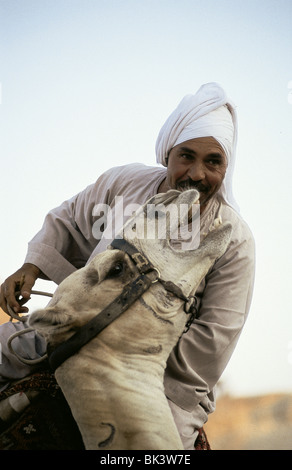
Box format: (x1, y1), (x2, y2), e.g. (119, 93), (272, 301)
(0, 165), (127, 315)
(0, 181), (102, 314)
(0, 189), (93, 314)
(164, 215), (255, 412)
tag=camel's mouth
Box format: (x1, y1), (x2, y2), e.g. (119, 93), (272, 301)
(122, 188), (204, 247)
(174, 189), (200, 225)
(187, 198), (200, 223)
(176, 189), (222, 230)
(165, 191), (201, 250)
(169, 189), (225, 251)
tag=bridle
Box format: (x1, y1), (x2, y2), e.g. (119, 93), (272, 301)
(48, 239), (198, 371)
(7, 238), (198, 371)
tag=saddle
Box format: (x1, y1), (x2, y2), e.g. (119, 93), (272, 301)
(0, 370), (84, 450)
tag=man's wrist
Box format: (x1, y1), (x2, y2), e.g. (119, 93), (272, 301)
(22, 263), (41, 278)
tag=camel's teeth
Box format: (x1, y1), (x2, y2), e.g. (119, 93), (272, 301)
(214, 216), (222, 227)
(209, 216), (222, 232)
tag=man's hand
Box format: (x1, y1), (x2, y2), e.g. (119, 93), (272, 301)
(0, 263), (41, 315)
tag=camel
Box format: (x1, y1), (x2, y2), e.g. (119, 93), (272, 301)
(28, 189), (232, 450)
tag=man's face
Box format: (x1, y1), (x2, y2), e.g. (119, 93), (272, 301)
(164, 136), (228, 210)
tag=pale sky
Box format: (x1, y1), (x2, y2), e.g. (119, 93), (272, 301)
(0, 0), (292, 397)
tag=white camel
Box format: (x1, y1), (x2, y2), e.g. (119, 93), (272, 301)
(28, 189), (232, 450)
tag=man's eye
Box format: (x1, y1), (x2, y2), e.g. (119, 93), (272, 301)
(107, 262), (124, 278)
(208, 159), (221, 166)
(180, 154), (193, 160)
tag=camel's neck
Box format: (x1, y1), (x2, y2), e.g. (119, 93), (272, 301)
(57, 337), (168, 399)
(53, 289), (186, 450)
(56, 344), (183, 450)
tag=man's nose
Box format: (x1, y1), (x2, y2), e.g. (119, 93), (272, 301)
(187, 162), (205, 181)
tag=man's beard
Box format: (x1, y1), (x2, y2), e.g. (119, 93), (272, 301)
(175, 178), (210, 194)
(175, 179), (212, 206)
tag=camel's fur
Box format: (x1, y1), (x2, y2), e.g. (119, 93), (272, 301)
(29, 190), (232, 450)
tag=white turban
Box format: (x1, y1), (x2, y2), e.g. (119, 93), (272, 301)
(155, 82), (239, 211)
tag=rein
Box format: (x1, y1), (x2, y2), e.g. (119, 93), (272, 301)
(7, 239), (198, 371)
(6, 290), (53, 366)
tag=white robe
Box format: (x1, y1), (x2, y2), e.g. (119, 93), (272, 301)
(0, 163), (255, 449)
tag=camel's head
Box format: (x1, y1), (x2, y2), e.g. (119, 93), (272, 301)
(29, 190), (232, 356)
(119, 189), (232, 298)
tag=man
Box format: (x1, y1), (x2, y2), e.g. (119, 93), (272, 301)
(0, 82), (255, 450)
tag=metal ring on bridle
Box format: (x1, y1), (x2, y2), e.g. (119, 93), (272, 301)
(184, 295), (197, 314)
(149, 267), (161, 283)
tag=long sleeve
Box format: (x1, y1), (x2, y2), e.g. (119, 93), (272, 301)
(23, 165), (123, 284)
(24, 164), (166, 284)
(24, 185), (100, 284)
(164, 204), (255, 413)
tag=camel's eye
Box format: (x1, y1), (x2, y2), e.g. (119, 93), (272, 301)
(106, 262), (124, 278)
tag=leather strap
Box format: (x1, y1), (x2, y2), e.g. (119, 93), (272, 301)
(48, 238), (197, 371)
(111, 239), (191, 304)
(111, 238), (155, 274)
(48, 273), (153, 371)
